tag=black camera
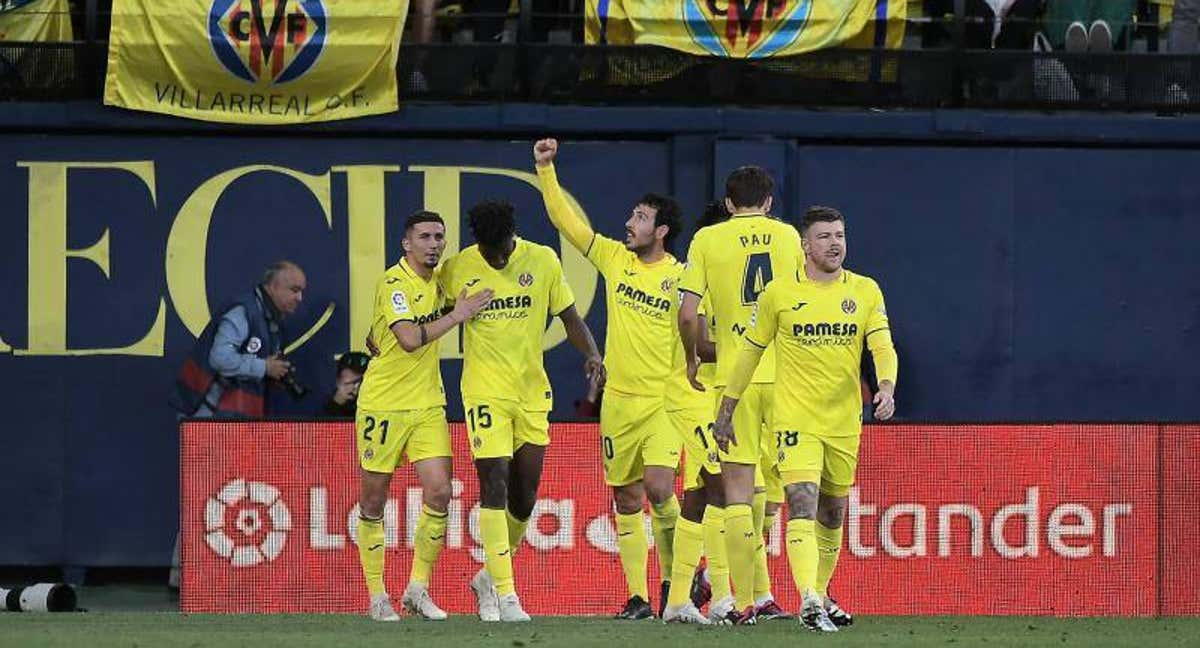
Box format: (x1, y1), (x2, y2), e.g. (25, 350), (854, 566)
(280, 364), (308, 400)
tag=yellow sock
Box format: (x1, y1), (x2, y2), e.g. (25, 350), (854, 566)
(356, 514), (386, 597)
(479, 507), (515, 596)
(751, 492), (772, 601)
(723, 503), (757, 611)
(785, 518), (819, 598)
(650, 495), (680, 582)
(703, 505), (731, 604)
(409, 504), (447, 586)
(506, 509), (529, 557)
(815, 521), (844, 598)
(615, 510), (649, 600)
(666, 517), (704, 607)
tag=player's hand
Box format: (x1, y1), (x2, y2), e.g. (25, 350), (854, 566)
(264, 355), (292, 380)
(686, 356), (705, 391)
(534, 138), (558, 167)
(451, 288), (495, 322)
(873, 385), (896, 421)
(712, 399), (737, 452)
(365, 334), (381, 357)
(584, 355), (605, 387)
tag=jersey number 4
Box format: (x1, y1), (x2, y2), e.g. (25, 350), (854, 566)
(742, 252), (773, 305)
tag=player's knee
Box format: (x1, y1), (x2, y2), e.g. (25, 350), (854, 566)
(702, 472), (726, 507)
(644, 479), (674, 505)
(816, 495), (847, 528)
(785, 482), (819, 519)
(423, 479), (452, 512)
(475, 460), (509, 508)
(612, 485), (643, 514)
(507, 489), (537, 520)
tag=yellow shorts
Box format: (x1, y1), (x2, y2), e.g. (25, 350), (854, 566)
(600, 392), (681, 487)
(759, 427), (784, 504)
(714, 383), (773, 466)
(777, 429), (861, 497)
(668, 405), (720, 491)
(356, 407), (451, 473)
(464, 399), (550, 460)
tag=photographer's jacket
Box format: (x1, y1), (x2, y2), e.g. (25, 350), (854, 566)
(171, 287), (283, 418)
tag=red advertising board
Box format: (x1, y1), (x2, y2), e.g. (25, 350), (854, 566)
(180, 422), (1193, 616)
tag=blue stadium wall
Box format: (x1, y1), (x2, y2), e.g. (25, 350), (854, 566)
(1, 103), (1198, 566)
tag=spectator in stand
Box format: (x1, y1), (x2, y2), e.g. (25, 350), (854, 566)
(923, 0), (1045, 49)
(320, 352), (371, 418)
(1043, 0), (1136, 52)
(1170, 0), (1200, 52)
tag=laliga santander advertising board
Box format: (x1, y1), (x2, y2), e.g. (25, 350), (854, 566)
(181, 422), (1199, 616)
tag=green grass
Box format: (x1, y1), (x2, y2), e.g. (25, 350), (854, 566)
(2, 614), (1198, 648)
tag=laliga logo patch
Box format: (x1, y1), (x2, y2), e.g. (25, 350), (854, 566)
(518, 272), (534, 287)
(245, 336), (262, 353)
(681, 0), (813, 59)
(208, 0), (327, 85)
(842, 298), (857, 315)
(204, 478), (291, 567)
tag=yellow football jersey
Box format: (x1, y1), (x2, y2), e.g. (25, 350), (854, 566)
(679, 214), (803, 387)
(586, 235), (685, 397)
(357, 258), (446, 411)
(745, 268), (896, 437)
(439, 238), (575, 411)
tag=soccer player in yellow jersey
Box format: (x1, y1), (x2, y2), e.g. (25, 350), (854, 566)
(714, 206), (897, 633)
(355, 211), (494, 622)
(439, 199), (605, 623)
(678, 166), (804, 624)
(534, 138), (685, 620)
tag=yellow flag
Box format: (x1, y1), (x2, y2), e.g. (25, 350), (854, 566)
(586, 0), (904, 56)
(0, 0), (73, 42)
(104, 0), (409, 125)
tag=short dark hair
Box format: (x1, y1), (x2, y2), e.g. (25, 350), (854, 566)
(725, 166), (774, 210)
(336, 351), (370, 375)
(638, 193), (683, 251)
(697, 200), (730, 230)
(404, 210), (444, 234)
(800, 205), (845, 234)
(467, 200), (516, 250)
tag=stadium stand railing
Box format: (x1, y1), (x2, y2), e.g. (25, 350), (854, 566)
(1, 41), (1199, 112)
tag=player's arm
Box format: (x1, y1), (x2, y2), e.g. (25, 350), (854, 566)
(546, 253), (605, 384)
(696, 313), (716, 363)
(391, 288), (493, 352)
(712, 291), (777, 450)
(557, 304), (606, 386)
(678, 239), (707, 389)
(534, 139), (596, 255)
(865, 283), (898, 420)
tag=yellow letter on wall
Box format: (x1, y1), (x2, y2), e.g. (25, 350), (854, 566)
(16, 161), (166, 356)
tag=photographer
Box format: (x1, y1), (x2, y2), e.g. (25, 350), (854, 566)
(170, 260), (306, 418)
(320, 352), (371, 418)
(167, 260), (306, 591)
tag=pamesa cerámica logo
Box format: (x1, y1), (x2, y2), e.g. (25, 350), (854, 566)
(208, 0), (327, 85)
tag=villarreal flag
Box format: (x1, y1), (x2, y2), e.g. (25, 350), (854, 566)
(586, 0), (904, 56)
(104, 0), (408, 124)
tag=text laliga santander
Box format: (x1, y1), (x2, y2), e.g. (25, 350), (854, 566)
(153, 83), (370, 115)
(236, 483), (1133, 561)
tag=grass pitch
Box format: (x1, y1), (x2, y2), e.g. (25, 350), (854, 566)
(2, 614), (1197, 648)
